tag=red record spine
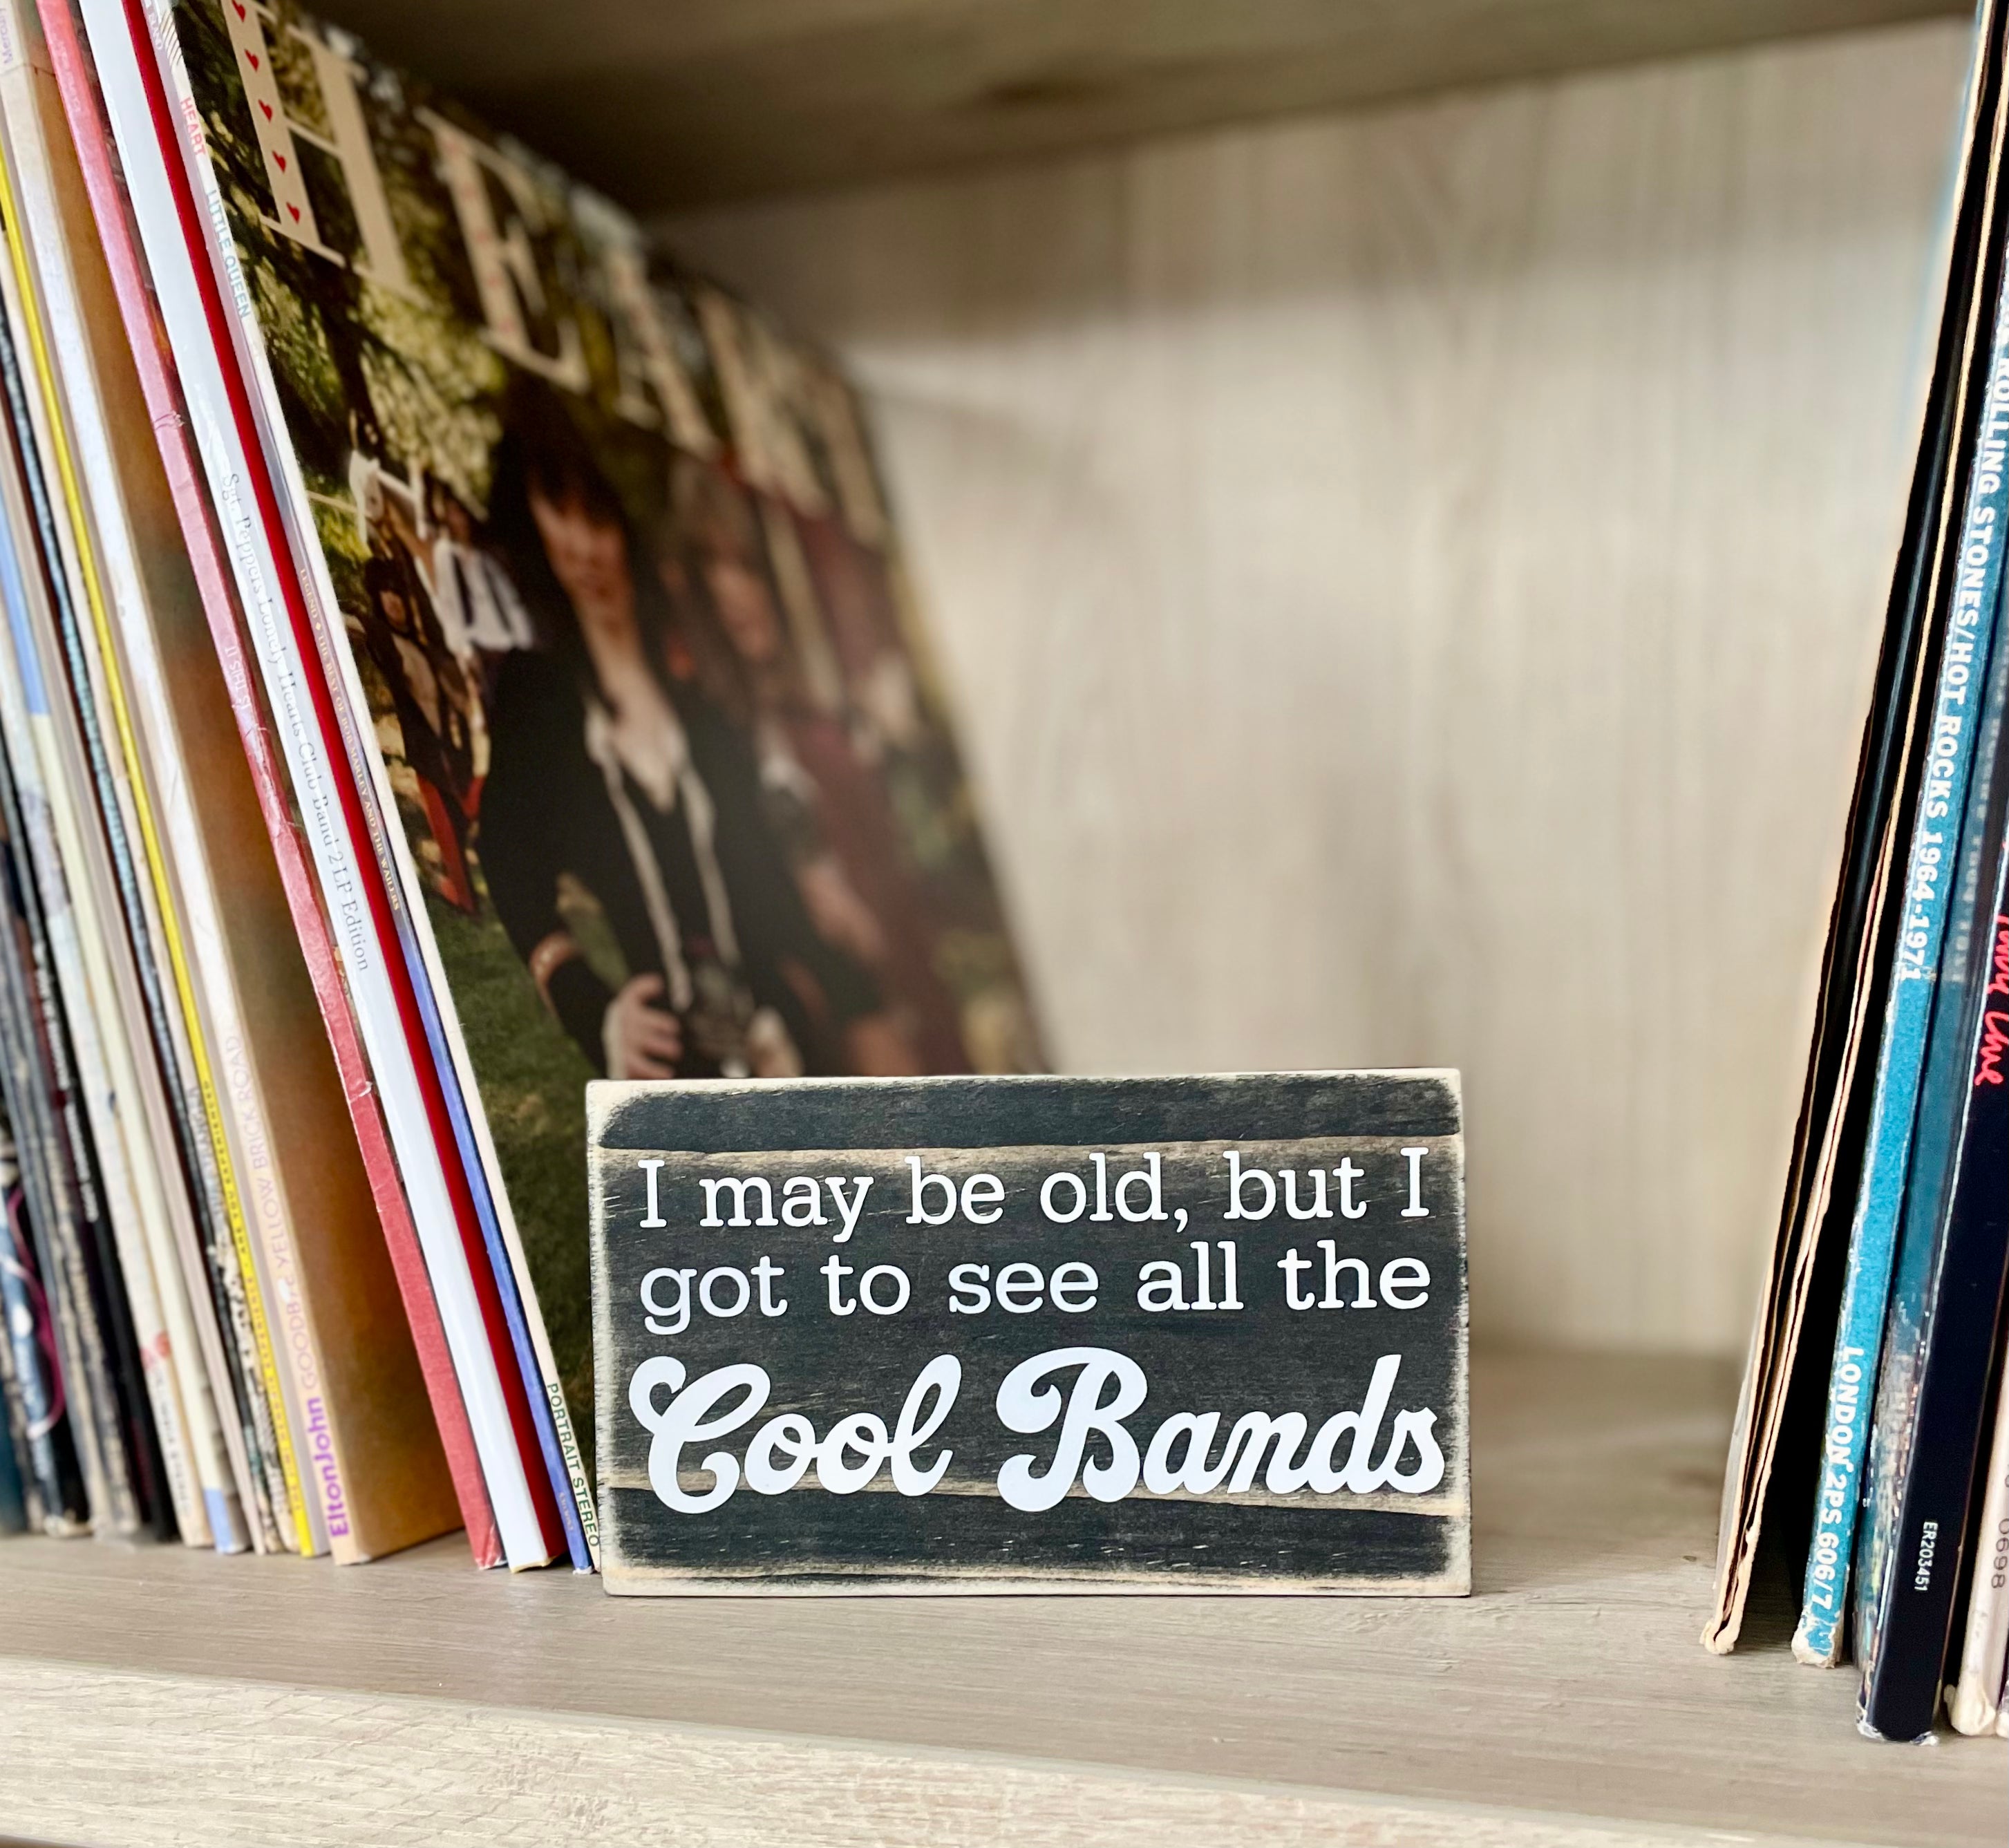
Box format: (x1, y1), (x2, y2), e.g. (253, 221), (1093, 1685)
(39, 0), (501, 1567)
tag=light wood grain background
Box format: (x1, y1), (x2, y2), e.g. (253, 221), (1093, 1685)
(664, 20), (1972, 1359)
(2, 1355), (1999, 1848)
(315, 0), (1965, 208)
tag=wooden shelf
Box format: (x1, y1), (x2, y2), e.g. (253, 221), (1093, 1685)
(0, 1350), (1997, 1847)
(313, 1), (1964, 211)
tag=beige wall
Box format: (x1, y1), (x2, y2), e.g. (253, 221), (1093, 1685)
(665, 20), (1970, 1357)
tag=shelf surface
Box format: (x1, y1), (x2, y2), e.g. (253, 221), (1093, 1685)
(0, 1349), (1999, 1847)
(312, 1), (1965, 211)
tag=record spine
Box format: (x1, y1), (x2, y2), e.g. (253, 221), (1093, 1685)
(1858, 836), (2009, 1737)
(0, 694), (162, 1535)
(0, 1324), (24, 1529)
(0, 1111), (84, 1527)
(0, 417), (204, 1542)
(1851, 407), (2009, 1677)
(0, 878), (103, 1523)
(41, 0), (498, 1566)
(0, 232), (249, 1549)
(1795, 281), (2009, 1666)
(0, 727), (125, 1525)
(0, 1259), (34, 1527)
(0, 683), (158, 1534)
(1949, 1316), (2009, 1730)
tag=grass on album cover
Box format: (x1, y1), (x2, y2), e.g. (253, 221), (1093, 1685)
(425, 892), (598, 1433)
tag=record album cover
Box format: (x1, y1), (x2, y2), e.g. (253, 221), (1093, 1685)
(170, 0), (1040, 1514)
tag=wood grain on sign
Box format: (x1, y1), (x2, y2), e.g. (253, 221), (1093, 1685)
(663, 19), (1974, 1360)
(590, 1071), (1467, 1594)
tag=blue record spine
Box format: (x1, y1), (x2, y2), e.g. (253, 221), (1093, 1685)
(1796, 314), (2009, 1666)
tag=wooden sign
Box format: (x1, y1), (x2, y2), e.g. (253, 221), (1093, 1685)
(588, 1071), (1468, 1594)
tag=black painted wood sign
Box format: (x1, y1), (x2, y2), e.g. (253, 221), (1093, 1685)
(588, 1071), (1468, 1594)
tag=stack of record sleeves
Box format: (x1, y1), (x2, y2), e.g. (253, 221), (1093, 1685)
(0, 0), (1039, 1571)
(1708, 0), (2009, 1746)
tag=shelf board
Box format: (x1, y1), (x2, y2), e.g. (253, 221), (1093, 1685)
(310, 0), (1966, 211)
(0, 1350), (1998, 1847)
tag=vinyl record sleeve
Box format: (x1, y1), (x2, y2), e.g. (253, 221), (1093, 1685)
(0, 0), (306, 1549)
(0, 171), (258, 1550)
(42, 0), (480, 1563)
(0, 361), (211, 1545)
(1948, 1322), (2009, 1731)
(1794, 197), (2009, 1666)
(0, 604), (161, 1536)
(0, 735), (129, 1530)
(0, 1324), (25, 1530)
(0, 1109), (86, 1529)
(1706, 0), (2008, 1653)
(79, 0), (558, 1567)
(25, 0), (466, 1561)
(142, 0), (1039, 1564)
(1856, 800), (2009, 1735)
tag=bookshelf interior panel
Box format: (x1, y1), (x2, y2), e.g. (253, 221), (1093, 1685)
(0, 10), (2001, 1840)
(663, 18), (1972, 1360)
(313, 0), (1964, 209)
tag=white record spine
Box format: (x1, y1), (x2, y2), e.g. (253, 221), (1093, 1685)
(1948, 1344), (2009, 1733)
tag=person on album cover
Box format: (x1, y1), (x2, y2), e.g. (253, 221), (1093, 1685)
(661, 457), (961, 1072)
(426, 475), (536, 672)
(476, 381), (903, 1082)
(795, 513), (927, 764)
(358, 552), (480, 912)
